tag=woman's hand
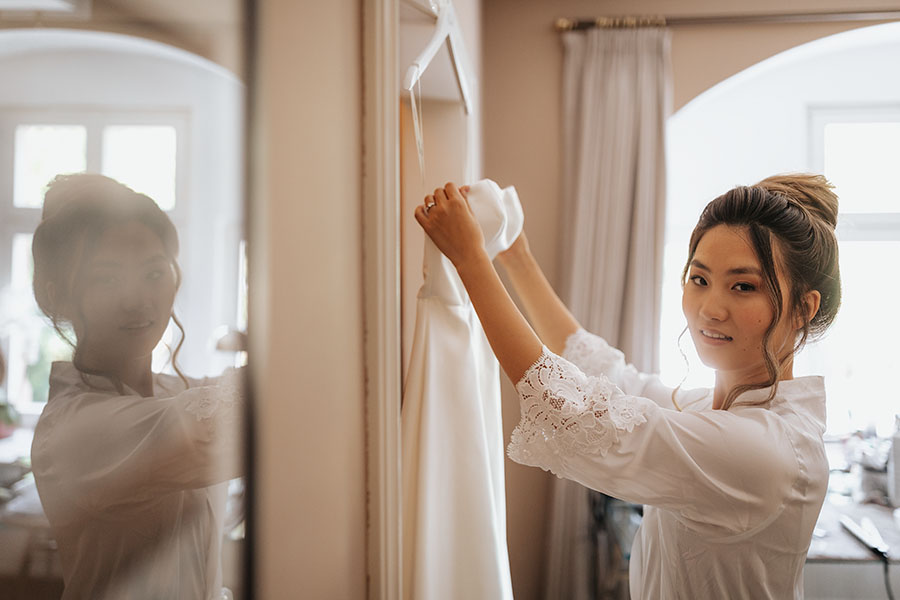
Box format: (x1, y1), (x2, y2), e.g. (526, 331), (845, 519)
(414, 182), (487, 269)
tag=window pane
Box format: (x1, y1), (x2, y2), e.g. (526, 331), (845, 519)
(795, 240), (900, 436)
(14, 124), (87, 208)
(102, 125), (177, 211)
(10, 232), (33, 291)
(824, 122), (900, 214)
(4, 233), (72, 409)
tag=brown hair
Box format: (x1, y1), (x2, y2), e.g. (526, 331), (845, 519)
(678, 173), (841, 410)
(31, 173), (188, 392)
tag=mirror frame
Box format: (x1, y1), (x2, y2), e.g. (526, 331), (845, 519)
(363, 0), (402, 598)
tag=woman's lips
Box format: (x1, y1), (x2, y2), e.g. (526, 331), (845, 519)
(121, 320), (153, 331)
(700, 329), (733, 342)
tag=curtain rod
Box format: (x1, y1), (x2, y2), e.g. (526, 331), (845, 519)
(555, 9), (900, 30)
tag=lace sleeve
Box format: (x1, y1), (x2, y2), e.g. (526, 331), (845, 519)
(182, 368), (243, 438)
(508, 347), (649, 478)
(562, 328), (682, 406)
(562, 328), (627, 379)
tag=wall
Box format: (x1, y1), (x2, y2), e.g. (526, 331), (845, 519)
(250, 0), (366, 598)
(482, 1), (900, 598)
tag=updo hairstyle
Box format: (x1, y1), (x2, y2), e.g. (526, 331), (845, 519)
(31, 173), (186, 390)
(681, 173), (841, 410)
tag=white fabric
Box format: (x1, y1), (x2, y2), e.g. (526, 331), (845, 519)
(402, 179), (521, 600)
(31, 362), (243, 600)
(552, 27), (672, 599)
(509, 329), (828, 600)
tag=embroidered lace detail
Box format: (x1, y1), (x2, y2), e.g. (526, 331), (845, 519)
(562, 328), (625, 379)
(508, 348), (648, 476)
(183, 368), (243, 436)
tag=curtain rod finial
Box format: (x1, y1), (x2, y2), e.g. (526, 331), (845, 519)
(554, 17), (574, 31)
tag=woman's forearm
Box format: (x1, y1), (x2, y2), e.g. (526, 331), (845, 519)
(496, 238), (581, 354)
(456, 253), (544, 385)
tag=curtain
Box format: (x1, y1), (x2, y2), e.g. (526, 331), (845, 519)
(545, 27), (671, 600)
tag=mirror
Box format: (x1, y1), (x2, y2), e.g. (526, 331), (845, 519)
(0, 2), (248, 598)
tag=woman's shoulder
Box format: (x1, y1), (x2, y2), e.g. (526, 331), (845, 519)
(47, 361), (121, 405)
(733, 375), (827, 434)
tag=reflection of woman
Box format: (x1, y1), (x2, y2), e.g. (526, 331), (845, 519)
(416, 175), (840, 599)
(30, 174), (243, 599)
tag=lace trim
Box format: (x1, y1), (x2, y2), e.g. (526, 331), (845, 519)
(183, 369), (243, 436)
(562, 328), (625, 378)
(508, 348), (648, 476)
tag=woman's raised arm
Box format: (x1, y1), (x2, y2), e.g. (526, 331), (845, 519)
(494, 232), (581, 355)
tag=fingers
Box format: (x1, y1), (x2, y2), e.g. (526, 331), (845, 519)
(443, 182), (462, 203)
(418, 182), (467, 226)
(414, 203), (428, 228)
(431, 182), (470, 211)
(432, 187), (447, 207)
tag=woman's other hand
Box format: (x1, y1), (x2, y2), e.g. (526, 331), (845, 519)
(414, 182), (487, 269)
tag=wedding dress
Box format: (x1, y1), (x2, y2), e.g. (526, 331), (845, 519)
(401, 179), (521, 600)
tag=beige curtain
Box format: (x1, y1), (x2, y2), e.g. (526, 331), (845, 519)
(545, 27), (670, 600)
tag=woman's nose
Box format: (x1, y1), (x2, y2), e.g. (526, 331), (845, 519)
(119, 280), (149, 312)
(699, 290), (728, 321)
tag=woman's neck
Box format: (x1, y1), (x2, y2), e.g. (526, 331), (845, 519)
(81, 352), (155, 397)
(713, 359), (794, 410)
(117, 361), (155, 397)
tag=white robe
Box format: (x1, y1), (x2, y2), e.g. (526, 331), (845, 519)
(402, 179), (522, 600)
(31, 362), (243, 600)
(509, 329), (829, 600)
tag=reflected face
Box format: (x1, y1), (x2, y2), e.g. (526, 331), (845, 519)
(681, 225), (795, 379)
(75, 221), (177, 367)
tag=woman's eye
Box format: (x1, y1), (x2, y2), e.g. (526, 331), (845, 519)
(689, 275), (707, 286)
(91, 274), (118, 286)
(147, 269), (163, 281)
(733, 282), (756, 292)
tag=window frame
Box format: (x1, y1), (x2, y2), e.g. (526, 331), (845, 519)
(808, 104), (900, 239)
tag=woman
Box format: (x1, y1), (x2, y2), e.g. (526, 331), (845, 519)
(30, 173), (243, 600)
(415, 174), (840, 599)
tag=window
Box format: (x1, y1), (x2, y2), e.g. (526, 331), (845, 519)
(0, 109), (187, 415)
(795, 106), (900, 437)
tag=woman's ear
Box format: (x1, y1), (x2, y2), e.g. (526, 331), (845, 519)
(795, 289), (821, 329)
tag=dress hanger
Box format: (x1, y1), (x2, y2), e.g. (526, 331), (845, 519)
(402, 0), (473, 115)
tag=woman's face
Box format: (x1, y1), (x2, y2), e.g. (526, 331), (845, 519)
(681, 225), (796, 382)
(75, 221), (177, 367)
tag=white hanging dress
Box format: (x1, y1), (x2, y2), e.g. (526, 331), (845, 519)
(402, 179), (522, 600)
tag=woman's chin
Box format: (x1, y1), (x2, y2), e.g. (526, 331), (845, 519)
(693, 350), (730, 372)
(84, 343), (158, 368)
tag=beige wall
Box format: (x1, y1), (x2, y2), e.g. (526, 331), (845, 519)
(250, 0), (366, 598)
(482, 1), (900, 598)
